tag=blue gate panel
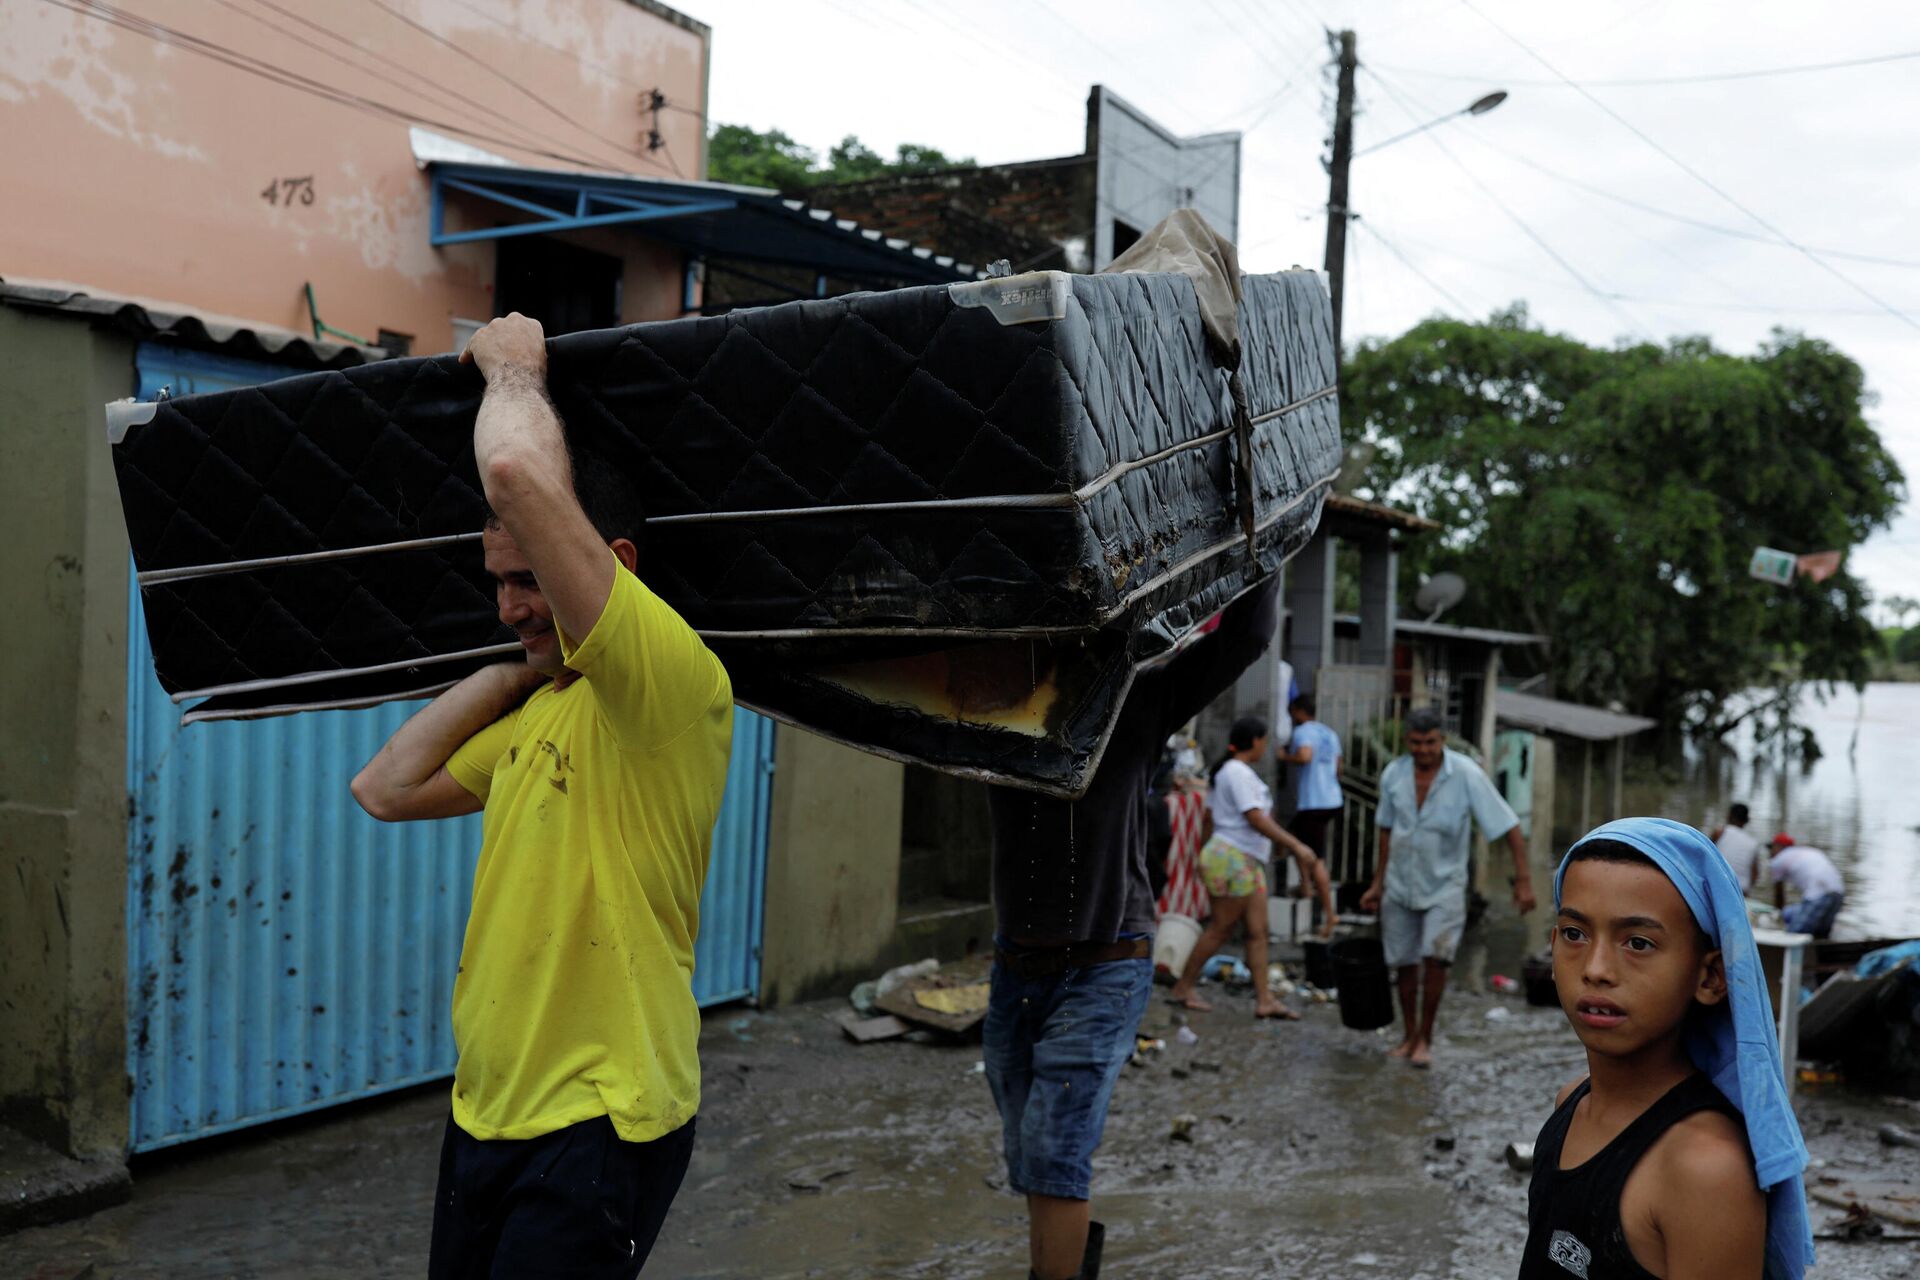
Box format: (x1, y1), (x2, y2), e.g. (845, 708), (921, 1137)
(693, 710), (774, 1005)
(125, 343), (774, 1150)
(126, 597), (484, 1151)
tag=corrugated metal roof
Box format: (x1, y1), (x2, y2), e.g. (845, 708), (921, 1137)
(1324, 493), (1442, 532)
(1393, 617), (1547, 646)
(1496, 689), (1656, 741)
(412, 129), (981, 283)
(0, 279), (379, 369)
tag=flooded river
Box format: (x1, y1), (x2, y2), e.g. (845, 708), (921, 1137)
(1617, 681), (1920, 940)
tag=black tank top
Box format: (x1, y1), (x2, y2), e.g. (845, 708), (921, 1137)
(1518, 1073), (1740, 1280)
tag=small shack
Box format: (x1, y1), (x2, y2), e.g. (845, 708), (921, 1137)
(1495, 689), (1656, 833)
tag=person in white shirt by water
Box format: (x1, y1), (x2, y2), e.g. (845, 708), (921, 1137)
(1709, 802), (1762, 892)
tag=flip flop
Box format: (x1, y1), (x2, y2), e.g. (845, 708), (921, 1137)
(1255, 1006), (1301, 1021)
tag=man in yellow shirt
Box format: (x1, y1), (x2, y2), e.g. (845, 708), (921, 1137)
(350, 314), (733, 1277)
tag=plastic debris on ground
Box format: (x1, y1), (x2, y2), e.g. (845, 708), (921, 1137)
(1484, 1006), (1513, 1022)
(1488, 974), (1520, 994)
(875, 958), (940, 997)
(1175, 1025), (1200, 1046)
(1169, 1113), (1197, 1142)
(1201, 955), (1252, 985)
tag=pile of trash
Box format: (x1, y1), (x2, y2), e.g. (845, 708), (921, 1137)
(835, 954), (994, 1044)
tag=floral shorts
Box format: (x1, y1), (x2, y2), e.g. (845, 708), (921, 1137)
(1198, 835), (1268, 898)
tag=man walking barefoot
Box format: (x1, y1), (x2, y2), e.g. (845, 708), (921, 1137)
(1359, 708), (1534, 1068)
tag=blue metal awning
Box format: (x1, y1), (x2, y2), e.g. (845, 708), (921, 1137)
(424, 158), (980, 287)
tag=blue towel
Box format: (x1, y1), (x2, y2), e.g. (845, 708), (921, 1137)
(1557, 817), (1814, 1280)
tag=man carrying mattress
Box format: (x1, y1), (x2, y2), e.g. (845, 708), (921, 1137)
(350, 314), (734, 1278)
(984, 575), (1282, 1280)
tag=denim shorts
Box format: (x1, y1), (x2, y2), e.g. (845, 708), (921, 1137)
(982, 954), (1152, 1200)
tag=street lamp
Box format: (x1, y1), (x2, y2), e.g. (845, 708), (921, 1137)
(1352, 90), (1509, 159)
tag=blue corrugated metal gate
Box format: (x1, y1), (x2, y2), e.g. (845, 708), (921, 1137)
(125, 345), (773, 1151)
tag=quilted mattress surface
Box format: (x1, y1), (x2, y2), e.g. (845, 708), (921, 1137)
(111, 267), (1342, 795)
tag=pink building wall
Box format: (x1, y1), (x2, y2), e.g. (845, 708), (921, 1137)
(0, 0), (709, 353)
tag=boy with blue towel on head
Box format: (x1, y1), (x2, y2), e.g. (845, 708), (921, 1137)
(1520, 818), (1814, 1280)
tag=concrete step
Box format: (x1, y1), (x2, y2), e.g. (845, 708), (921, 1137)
(0, 1122), (129, 1236)
(876, 895), (995, 973)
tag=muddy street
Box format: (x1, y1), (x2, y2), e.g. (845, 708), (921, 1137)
(10, 947), (1917, 1280)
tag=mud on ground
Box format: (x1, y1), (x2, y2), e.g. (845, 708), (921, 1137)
(8, 956), (1918, 1278)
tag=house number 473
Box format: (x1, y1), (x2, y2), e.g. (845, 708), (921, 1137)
(261, 177), (316, 206)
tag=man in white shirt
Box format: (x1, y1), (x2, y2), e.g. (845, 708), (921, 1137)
(1710, 803), (1762, 892)
(1767, 834), (1846, 939)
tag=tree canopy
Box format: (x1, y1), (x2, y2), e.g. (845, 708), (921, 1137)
(706, 124), (973, 192)
(1341, 306), (1905, 739)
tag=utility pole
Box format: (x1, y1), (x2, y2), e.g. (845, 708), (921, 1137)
(1323, 28), (1357, 367)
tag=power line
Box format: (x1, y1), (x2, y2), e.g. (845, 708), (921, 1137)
(358, 0), (656, 168)
(1362, 66), (1650, 338)
(1354, 220), (1478, 317)
(1456, 0), (1920, 334)
(1371, 46), (1920, 89)
(1446, 129), (1920, 272)
(1366, 218), (1920, 320)
(214, 0), (586, 167)
(1027, 0), (1195, 124)
(44, 0), (621, 171)
(1196, 0), (1293, 85)
(443, 0), (659, 93)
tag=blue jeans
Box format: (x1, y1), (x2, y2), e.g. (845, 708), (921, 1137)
(1784, 892), (1843, 939)
(982, 956), (1152, 1200)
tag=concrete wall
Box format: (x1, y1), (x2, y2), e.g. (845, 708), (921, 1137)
(1087, 86), (1240, 268)
(0, 0), (707, 353)
(0, 310), (133, 1156)
(758, 726), (906, 1007)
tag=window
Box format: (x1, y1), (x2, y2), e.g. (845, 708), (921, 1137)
(494, 238), (622, 335)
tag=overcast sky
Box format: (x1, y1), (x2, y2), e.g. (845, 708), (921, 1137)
(691, 0), (1920, 615)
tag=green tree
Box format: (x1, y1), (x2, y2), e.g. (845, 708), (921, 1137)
(1897, 627), (1920, 665)
(1342, 309), (1904, 743)
(705, 123), (819, 191)
(705, 124), (972, 191)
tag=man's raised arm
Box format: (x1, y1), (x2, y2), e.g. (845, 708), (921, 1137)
(463, 314), (620, 644)
(351, 662), (545, 821)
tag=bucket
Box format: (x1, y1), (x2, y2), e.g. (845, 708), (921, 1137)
(1332, 938), (1395, 1031)
(1153, 914), (1202, 980)
(1302, 937), (1338, 990)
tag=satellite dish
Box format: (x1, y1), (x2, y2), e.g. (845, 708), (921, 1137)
(1414, 572), (1467, 623)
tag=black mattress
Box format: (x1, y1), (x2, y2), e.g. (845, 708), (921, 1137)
(110, 267), (1341, 796)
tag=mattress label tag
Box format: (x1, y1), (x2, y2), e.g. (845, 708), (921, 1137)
(949, 271), (1072, 325)
(104, 397), (159, 444)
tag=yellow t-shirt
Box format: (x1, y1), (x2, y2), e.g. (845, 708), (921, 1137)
(444, 553), (733, 1143)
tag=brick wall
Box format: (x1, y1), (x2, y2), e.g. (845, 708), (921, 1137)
(807, 156), (1098, 274)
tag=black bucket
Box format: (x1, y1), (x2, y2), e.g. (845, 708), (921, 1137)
(1333, 938), (1395, 1031)
(1302, 938), (1338, 990)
